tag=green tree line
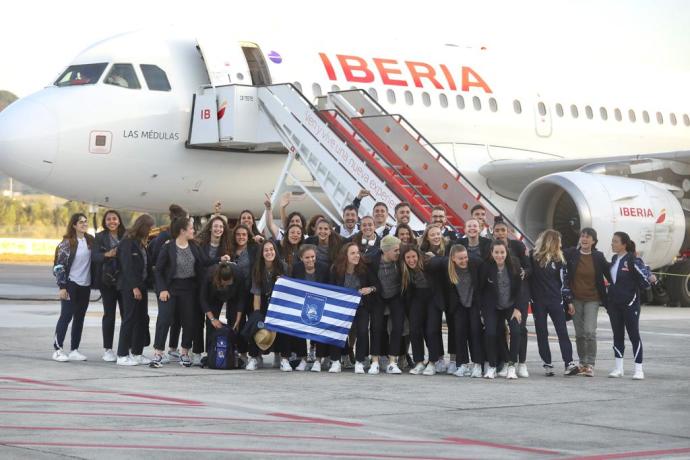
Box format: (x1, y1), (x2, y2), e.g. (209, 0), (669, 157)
(0, 196), (168, 238)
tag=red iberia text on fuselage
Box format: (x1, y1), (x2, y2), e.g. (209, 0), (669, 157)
(318, 53), (492, 94)
(619, 207), (654, 218)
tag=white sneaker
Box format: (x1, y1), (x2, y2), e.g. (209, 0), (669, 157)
(497, 365), (508, 378)
(116, 355), (138, 366)
(52, 349), (69, 362)
(273, 354), (282, 368)
(328, 361), (342, 373)
(132, 354), (151, 365)
(484, 367), (497, 379)
(368, 362), (380, 375)
(517, 363), (529, 378)
(280, 358), (293, 372)
(470, 363), (483, 378)
(435, 358), (447, 373)
(453, 363), (469, 377)
(386, 363), (402, 374)
(102, 349), (117, 362)
(447, 361), (458, 375)
(68, 349), (87, 361)
(354, 361), (365, 374)
(565, 362), (579, 376)
(410, 363), (426, 375)
(167, 349), (181, 360)
(245, 358), (258, 371)
(311, 360), (322, 372)
(295, 359), (308, 371)
(422, 362), (437, 376)
(608, 367), (624, 378)
(506, 365), (518, 379)
(633, 364), (644, 380)
(161, 353), (171, 364)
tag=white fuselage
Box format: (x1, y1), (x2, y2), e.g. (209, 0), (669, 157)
(0, 30), (688, 218)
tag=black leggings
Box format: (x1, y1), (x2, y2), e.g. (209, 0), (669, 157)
(408, 289), (429, 364)
(117, 286), (148, 357)
(352, 306), (370, 362)
(100, 286), (122, 350)
(483, 306), (521, 367)
(316, 341), (342, 361)
(53, 281), (91, 351)
(425, 306), (443, 362)
(371, 296), (404, 356)
(533, 300), (573, 366)
(154, 279), (198, 351)
(453, 305), (484, 365)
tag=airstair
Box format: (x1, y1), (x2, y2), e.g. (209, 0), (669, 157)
(187, 83), (531, 245)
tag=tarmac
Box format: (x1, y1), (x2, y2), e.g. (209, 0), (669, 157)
(0, 263), (689, 460)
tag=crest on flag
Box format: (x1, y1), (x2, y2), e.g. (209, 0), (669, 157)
(301, 293), (326, 325)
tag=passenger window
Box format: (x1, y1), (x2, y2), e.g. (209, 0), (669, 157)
(628, 109), (636, 123)
(489, 97), (497, 112)
(599, 107), (608, 120)
(404, 91), (414, 105)
(368, 88), (378, 100)
(684, 114), (690, 126)
(538, 102), (546, 116)
(439, 93), (448, 108)
(140, 64), (171, 91)
(473, 96), (481, 111)
(105, 64), (141, 89)
(387, 89), (396, 104)
(55, 63), (108, 87)
(312, 83), (322, 97)
(670, 113), (677, 126)
(585, 105), (593, 119)
(555, 103), (564, 117)
(513, 99), (522, 114)
(421, 92), (431, 107)
(642, 111), (650, 123)
(457, 95), (466, 109)
(656, 112), (664, 124)
(570, 104), (579, 118)
(614, 108), (622, 121)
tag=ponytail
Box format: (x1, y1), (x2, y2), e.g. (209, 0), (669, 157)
(614, 231), (636, 253)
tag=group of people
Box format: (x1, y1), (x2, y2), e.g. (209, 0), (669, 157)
(51, 190), (655, 380)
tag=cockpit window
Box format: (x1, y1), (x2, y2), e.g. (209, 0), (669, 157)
(140, 64), (171, 91)
(104, 63), (141, 89)
(54, 63), (108, 87)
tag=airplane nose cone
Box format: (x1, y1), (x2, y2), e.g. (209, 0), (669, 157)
(0, 97), (58, 185)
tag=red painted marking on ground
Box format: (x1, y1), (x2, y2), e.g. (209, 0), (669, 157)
(0, 387), (118, 394)
(0, 409), (351, 425)
(0, 376), (68, 388)
(0, 376), (202, 406)
(0, 397), (201, 407)
(564, 447), (690, 460)
(0, 425), (455, 445)
(117, 392), (203, 406)
(268, 412), (363, 427)
(444, 436), (559, 455)
(0, 441), (468, 460)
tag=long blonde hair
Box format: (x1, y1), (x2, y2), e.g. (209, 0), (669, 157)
(447, 244), (468, 285)
(419, 223), (446, 256)
(533, 229), (565, 267)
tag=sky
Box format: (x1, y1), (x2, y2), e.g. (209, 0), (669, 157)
(1, 0), (689, 97)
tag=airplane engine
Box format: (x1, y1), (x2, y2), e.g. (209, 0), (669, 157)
(515, 171), (688, 270)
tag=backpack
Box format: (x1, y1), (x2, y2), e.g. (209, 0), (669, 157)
(205, 326), (238, 370)
(101, 257), (120, 287)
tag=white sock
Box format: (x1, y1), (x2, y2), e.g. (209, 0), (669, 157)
(635, 363), (643, 373)
(615, 357), (624, 371)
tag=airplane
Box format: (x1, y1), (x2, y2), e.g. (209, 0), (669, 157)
(0, 29), (688, 305)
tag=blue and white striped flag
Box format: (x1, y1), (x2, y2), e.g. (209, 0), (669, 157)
(265, 277), (361, 348)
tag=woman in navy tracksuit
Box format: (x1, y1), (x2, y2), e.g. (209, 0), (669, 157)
(607, 232), (654, 380)
(116, 214), (155, 365)
(92, 209), (126, 362)
(529, 229), (579, 376)
(479, 239), (523, 379)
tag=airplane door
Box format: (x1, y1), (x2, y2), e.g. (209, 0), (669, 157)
(240, 42), (272, 85)
(195, 33), (252, 87)
(534, 98), (552, 137)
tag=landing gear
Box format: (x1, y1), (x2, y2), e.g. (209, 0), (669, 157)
(666, 259), (690, 308)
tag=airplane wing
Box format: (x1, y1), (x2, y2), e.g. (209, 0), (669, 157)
(478, 149), (690, 200)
